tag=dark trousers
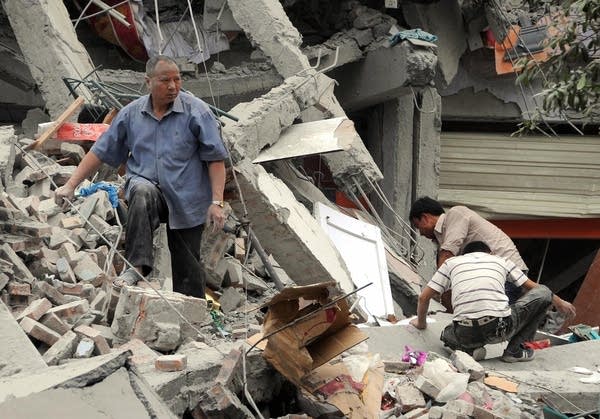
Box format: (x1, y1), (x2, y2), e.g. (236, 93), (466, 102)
(125, 182), (207, 298)
(441, 285), (553, 355)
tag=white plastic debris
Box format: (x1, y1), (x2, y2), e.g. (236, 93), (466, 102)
(579, 373), (600, 384)
(568, 366), (594, 375)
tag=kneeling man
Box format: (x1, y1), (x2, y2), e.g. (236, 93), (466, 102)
(410, 241), (564, 362)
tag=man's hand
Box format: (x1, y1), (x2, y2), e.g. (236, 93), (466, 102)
(55, 183), (77, 210)
(409, 317), (427, 330)
(554, 297), (576, 320)
(206, 204), (225, 232)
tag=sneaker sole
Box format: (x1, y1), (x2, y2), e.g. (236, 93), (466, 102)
(501, 352), (536, 363)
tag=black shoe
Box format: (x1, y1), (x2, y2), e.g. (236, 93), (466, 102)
(501, 348), (535, 363)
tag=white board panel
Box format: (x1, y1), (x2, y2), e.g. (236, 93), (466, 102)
(314, 202), (394, 320)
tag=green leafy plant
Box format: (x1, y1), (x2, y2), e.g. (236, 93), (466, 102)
(515, 0), (599, 133)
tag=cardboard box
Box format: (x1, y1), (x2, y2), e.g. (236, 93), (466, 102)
(259, 281), (368, 385)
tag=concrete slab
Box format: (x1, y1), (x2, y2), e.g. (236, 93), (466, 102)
(230, 159), (354, 292)
(481, 341), (600, 414)
(361, 313), (453, 359)
(3, 0), (95, 118)
(0, 368), (151, 419)
(0, 349), (130, 403)
(331, 42), (437, 112)
(0, 300), (47, 378)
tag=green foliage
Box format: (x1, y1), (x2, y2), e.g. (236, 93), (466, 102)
(516, 0), (599, 133)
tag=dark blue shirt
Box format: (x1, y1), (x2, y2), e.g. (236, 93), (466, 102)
(91, 92), (228, 229)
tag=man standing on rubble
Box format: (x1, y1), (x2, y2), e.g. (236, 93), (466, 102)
(55, 55), (228, 299)
(409, 196), (575, 318)
(410, 241), (554, 362)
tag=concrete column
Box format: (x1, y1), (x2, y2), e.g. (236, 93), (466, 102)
(381, 94), (415, 227)
(3, 0), (95, 118)
(412, 87), (441, 280)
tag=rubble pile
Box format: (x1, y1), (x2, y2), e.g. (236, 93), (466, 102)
(0, 127), (299, 412)
(379, 350), (542, 419)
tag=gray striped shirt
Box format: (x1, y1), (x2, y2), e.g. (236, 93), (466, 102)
(427, 252), (527, 320)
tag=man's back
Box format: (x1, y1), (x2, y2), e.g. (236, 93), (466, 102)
(435, 206), (527, 271)
(427, 252), (527, 320)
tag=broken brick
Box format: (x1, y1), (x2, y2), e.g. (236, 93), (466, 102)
(46, 299), (89, 323)
(60, 215), (85, 229)
(40, 312), (71, 335)
(7, 282), (31, 296)
(16, 297), (52, 321)
(20, 316), (62, 346)
(155, 354), (188, 372)
(74, 324), (111, 354)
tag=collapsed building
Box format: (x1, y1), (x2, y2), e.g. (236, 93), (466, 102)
(0, 0), (599, 418)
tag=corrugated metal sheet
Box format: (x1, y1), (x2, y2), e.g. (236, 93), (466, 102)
(439, 132), (600, 219)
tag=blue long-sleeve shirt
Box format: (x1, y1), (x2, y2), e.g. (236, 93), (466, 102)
(91, 92), (228, 229)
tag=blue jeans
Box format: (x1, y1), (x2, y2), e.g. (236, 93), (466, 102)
(441, 285), (553, 355)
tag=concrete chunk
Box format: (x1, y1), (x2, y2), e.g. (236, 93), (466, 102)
(111, 287), (208, 351)
(42, 330), (78, 366)
(230, 160), (353, 292)
(72, 254), (104, 285)
(394, 383), (426, 413)
(74, 337), (95, 358)
(451, 350), (485, 381)
(0, 300), (47, 377)
(219, 287), (245, 313)
(0, 243), (35, 283)
(414, 375), (441, 399)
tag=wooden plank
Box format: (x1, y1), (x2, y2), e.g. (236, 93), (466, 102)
(28, 96), (85, 150)
(102, 108), (118, 124)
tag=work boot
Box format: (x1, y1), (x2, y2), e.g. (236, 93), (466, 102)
(113, 268), (142, 288)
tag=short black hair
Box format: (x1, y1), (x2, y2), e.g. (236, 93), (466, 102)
(462, 241), (491, 254)
(145, 55), (178, 76)
(409, 196), (444, 221)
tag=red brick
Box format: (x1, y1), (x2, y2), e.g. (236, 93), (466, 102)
(116, 338), (157, 366)
(60, 216), (84, 229)
(46, 300), (89, 322)
(155, 354), (187, 372)
(7, 282), (31, 296)
(40, 312), (71, 335)
(16, 297), (52, 321)
(20, 316), (62, 345)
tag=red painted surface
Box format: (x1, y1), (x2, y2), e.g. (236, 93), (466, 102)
(563, 250), (600, 331)
(491, 218), (600, 239)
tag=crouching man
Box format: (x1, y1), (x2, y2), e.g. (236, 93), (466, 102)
(409, 241), (571, 362)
